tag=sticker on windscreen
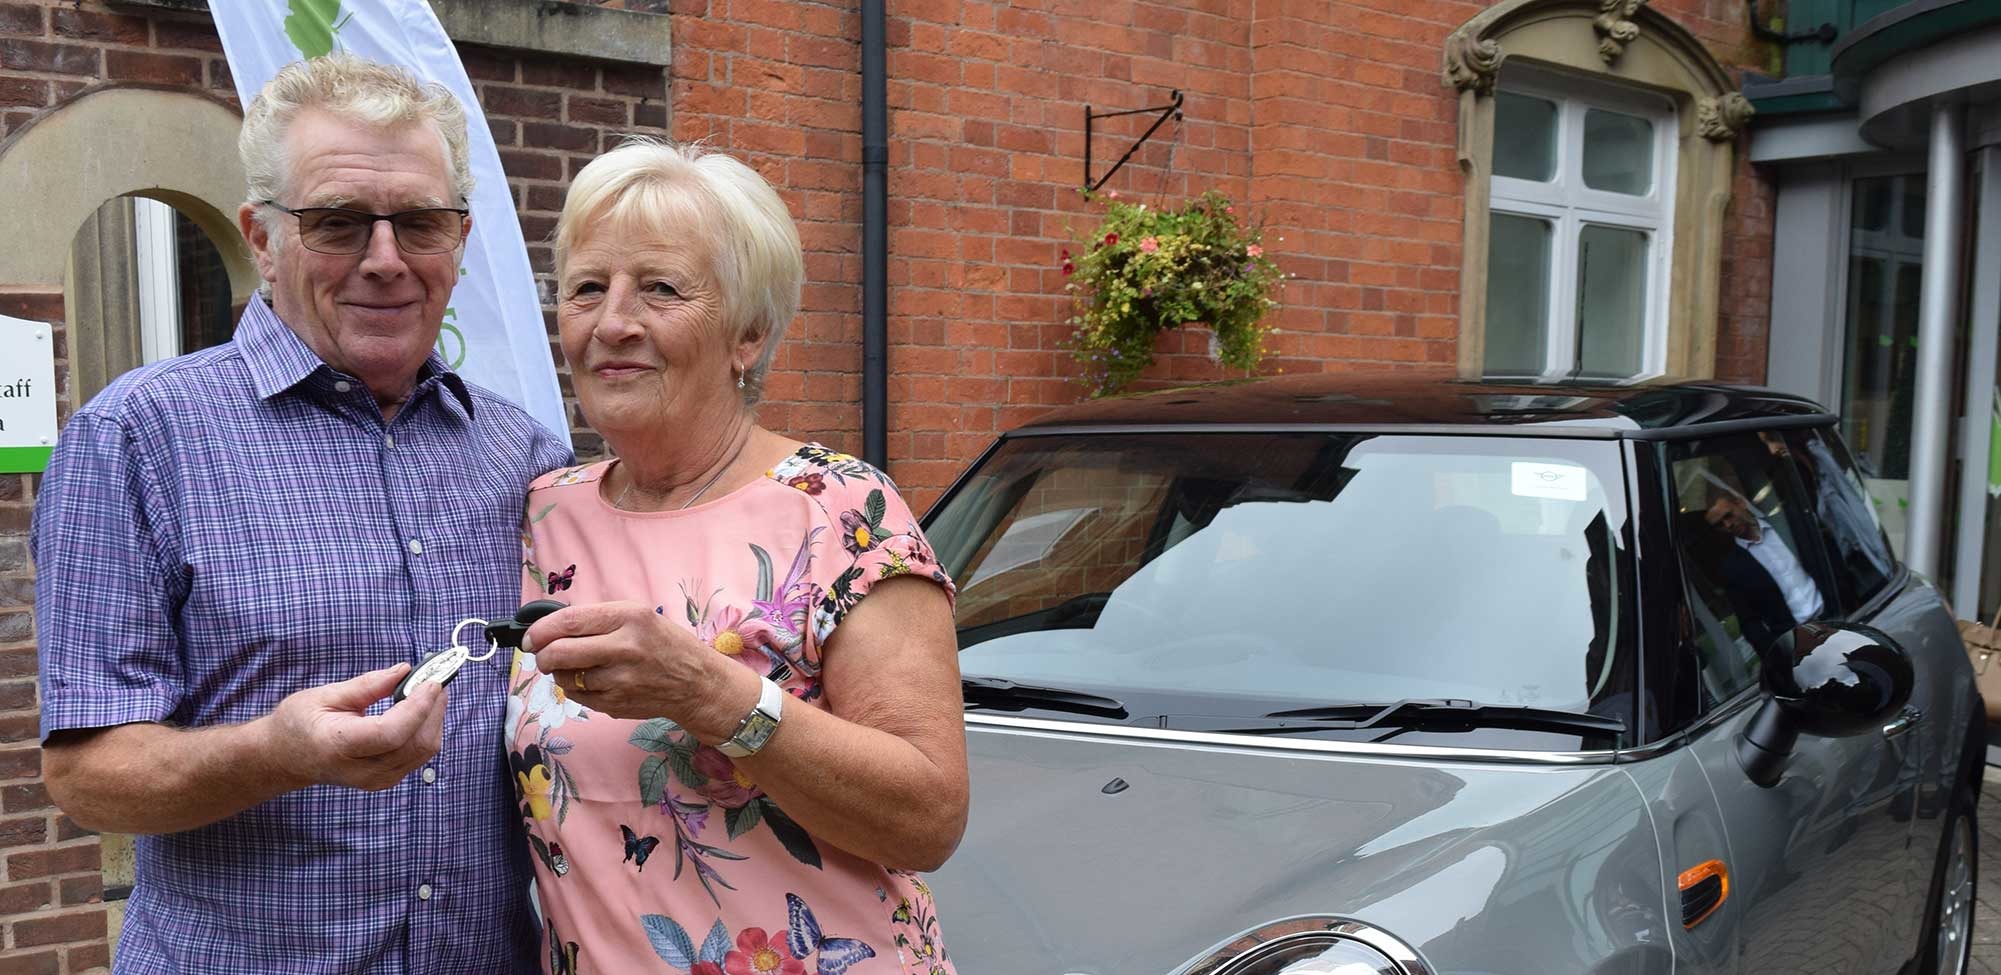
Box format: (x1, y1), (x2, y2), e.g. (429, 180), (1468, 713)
(1512, 461), (1588, 501)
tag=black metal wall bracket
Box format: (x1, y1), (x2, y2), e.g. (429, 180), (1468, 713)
(1083, 90), (1184, 193)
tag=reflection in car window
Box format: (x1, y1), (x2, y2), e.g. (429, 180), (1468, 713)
(925, 433), (1636, 746)
(1777, 427), (1897, 611)
(1667, 433), (1841, 707)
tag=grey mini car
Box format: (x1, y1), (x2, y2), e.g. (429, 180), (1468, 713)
(920, 376), (1982, 975)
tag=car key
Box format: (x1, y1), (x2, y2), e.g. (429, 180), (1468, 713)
(394, 599), (569, 703)
(483, 598), (569, 651)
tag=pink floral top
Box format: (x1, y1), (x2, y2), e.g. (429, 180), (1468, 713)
(508, 444), (958, 975)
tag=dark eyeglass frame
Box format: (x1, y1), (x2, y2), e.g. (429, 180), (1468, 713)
(260, 200), (471, 256)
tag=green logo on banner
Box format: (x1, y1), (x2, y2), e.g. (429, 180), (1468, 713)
(438, 310), (467, 369)
(285, 0), (352, 58)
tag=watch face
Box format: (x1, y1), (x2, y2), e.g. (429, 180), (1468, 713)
(739, 711), (779, 750)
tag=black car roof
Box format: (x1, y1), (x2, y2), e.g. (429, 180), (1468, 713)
(1008, 373), (1836, 440)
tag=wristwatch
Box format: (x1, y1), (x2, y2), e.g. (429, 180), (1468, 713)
(716, 676), (785, 758)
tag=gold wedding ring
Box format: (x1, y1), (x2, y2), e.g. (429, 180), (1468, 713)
(574, 670), (587, 692)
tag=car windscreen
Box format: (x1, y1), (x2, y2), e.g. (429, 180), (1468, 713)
(926, 431), (1637, 750)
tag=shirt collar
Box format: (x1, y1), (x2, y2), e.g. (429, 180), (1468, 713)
(236, 296), (474, 416)
(1734, 512), (1777, 549)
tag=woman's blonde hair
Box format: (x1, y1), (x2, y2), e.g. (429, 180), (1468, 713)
(554, 139), (803, 406)
(240, 54), (472, 223)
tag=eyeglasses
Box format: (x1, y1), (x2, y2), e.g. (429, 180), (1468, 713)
(261, 201), (470, 256)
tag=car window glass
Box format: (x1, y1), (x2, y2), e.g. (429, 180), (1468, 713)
(952, 465), (1170, 629)
(927, 433), (1636, 749)
(1667, 433), (1841, 707)
(1777, 427), (1897, 611)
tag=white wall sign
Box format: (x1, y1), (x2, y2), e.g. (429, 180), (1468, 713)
(0, 315), (58, 472)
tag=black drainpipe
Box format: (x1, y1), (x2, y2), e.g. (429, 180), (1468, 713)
(861, 2), (888, 469)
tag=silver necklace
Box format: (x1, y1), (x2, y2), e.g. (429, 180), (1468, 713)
(615, 431), (750, 511)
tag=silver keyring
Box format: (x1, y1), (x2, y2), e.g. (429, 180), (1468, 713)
(451, 617), (501, 662)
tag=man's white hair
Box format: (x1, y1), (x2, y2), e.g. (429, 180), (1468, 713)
(239, 54), (474, 223)
(553, 139), (804, 407)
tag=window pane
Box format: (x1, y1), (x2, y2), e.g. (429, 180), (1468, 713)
(1668, 435), (1840, 708)
(1777, 428), (1896, 610)
(1494, 92), (1557, 182)
(1839, 173), (1929, 557)
(1484, 213), (1552, 375)
(1582, 109), (1654, 195)
(1575, 225), (1648, 377)
(174, 211), (236, 355)
(1857, 179), (1892, 232)
(1902, 177), (1926, 238)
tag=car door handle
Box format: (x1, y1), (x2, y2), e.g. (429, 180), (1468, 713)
(1883, 706), (1924, 739)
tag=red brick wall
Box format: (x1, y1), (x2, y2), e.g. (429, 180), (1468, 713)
(460, 40), (674, 456)
(663, 0), (870, 455)
(663, 0), (1773, 510)
(0, 292), (95, 971)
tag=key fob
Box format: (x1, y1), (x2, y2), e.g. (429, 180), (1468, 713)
(392, 600), (567, 704)
(484, 598), (569, 650)
(394, 645), (470, 703)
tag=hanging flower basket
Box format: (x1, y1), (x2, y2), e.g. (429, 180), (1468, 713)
(1062, 190), (1284, 397)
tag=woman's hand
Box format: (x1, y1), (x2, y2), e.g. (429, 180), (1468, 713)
(525, 601), (759, 738)
(526, 580), (968, 872)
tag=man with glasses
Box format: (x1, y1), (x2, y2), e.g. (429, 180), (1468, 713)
(32, 55), (569, 972)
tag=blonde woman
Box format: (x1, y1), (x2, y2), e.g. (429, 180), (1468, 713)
(511, 140), (966, 975)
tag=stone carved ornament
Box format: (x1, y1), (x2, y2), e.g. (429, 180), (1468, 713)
(1696, 92), (1756, 141)
(1444, 32), (1503, 95)
(1594, 0), (1647, 63)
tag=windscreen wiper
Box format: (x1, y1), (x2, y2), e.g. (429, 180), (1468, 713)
(961, 676), (1129, 720)
(1225, 698), (1625, 738)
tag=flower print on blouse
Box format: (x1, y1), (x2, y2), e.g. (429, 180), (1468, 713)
(508, 445), (958, 975)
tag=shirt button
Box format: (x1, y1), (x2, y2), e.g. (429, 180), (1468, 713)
(422, 767), (436, 784)
(417, 883), (432, 901)
(334, 380), (352, 393)
(408, 539), (423, 555)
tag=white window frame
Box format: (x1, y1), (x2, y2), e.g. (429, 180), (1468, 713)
(1488, 70), (1679, 380)
(132, 196), (182, 364)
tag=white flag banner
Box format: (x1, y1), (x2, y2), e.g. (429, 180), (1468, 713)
(211, 0), (570, 445)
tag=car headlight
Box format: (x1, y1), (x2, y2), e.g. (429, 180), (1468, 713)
(1174, 918), (1432, 975)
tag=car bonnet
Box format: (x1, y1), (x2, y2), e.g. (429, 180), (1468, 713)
(926, 720), (1671, 975)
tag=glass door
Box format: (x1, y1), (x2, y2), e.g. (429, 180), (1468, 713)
(1838, 172), (1947, 560)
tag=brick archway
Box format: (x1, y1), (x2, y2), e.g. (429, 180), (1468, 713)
(0, 84), (257, 337)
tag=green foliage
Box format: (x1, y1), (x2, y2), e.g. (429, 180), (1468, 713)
(1063, 190), (1284, 396)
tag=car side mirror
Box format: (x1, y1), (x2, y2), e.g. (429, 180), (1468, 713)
(1735, 621), (1914, 788)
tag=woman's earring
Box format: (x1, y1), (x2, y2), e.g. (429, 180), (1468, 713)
(736, 371), (746, 390)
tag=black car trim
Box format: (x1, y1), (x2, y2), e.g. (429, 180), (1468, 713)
(1618, 685), (1764, 761)
(1624, 438), (1672, 745)
(1623, 413), (1841, 441)
(995, 414), (1842, 445)
(1000, 422), (1625, 440)
(1848, 564), (1912, 620)
(965, 705), (1748, 765)
(963, 712), (1626, 764)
